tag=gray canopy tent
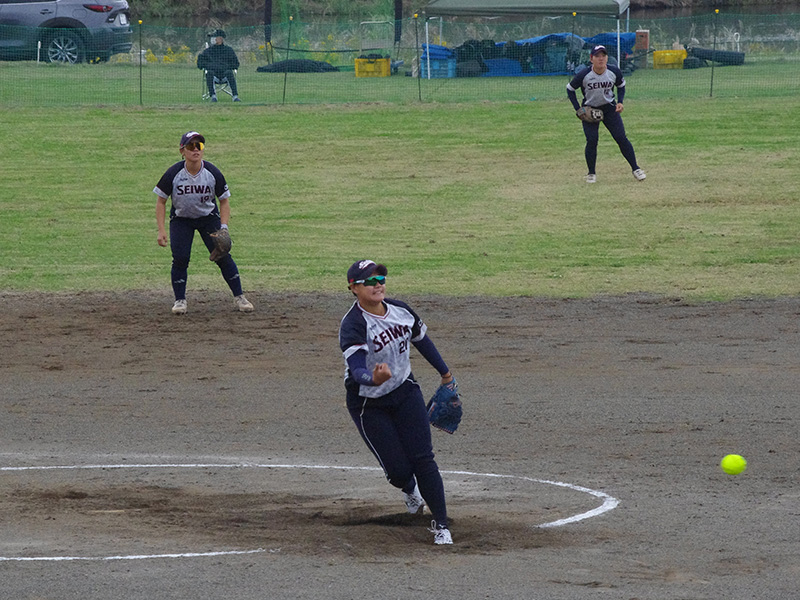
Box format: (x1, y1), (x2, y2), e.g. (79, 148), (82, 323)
(424, 0), (629, 17)
(423, 0), (630, 63)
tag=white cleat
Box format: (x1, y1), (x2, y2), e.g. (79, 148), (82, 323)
(403, 484), (425, 515)
(172, 299), (187, 315)
(585, 174), (597, 184)
(429, 520), (453, 545)
(633, 168), (646, 181)
(234, 295), (254, 312)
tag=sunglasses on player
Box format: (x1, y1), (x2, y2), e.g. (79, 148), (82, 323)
(352, 275), (386, 286)
(183, 141), (204, 151)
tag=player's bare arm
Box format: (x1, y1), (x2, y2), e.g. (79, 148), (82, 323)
(156, 196), (168, 246)
(218, 196), (231, 227)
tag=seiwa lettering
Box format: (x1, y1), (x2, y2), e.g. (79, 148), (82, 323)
(585, 81), (614, 91)
(175, 184), (213, 195)
(372, 323), (412, 351)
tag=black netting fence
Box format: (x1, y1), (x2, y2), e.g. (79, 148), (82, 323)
(1, 12), (798, 106)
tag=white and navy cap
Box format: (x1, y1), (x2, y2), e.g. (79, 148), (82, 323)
(180, 131), (205, 148)
(590, 45), (607, 56)
(347, 260), (387, 284)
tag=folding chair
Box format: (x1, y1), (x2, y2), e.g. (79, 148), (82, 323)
(202, 69), (237, 100)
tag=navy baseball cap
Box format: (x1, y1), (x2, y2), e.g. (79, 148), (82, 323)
(210, 29), (226, 38)
(590, 45), (607, 56)
(347, 260), (387, 284)
(180, 131), (205, 148)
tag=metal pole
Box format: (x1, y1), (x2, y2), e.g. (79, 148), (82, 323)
(710, 9), (718, 98)
(282, 16), (292, 105)
(425, 20), (430, 79)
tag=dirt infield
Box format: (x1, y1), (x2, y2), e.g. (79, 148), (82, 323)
(1, 291), (798, 599)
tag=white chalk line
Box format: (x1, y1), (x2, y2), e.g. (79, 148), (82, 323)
(0, 462), (619, 561)
(443, 468), (619, 528)
(0, 549), (266, 562)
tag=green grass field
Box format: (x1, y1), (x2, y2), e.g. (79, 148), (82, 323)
(2, 93), (799, 300)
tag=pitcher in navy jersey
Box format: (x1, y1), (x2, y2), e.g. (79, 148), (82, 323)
(154, 131), (254, 315)
(567, 45), (646, 184)
(338, 260), (455, 545)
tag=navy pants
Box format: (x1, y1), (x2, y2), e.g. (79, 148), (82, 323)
(582, 104), (639, 175)
(347, 377), (448, 527)
(169, 212), (243, 300)
(206, 69), (238, 96)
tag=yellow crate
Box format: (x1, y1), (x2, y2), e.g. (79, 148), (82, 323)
(653, 49), (687, 69)
(355, 57), (391, 78)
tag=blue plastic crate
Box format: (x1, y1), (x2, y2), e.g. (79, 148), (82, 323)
(421, 57), (456, 79)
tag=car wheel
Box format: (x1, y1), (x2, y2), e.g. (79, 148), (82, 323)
(46, 32), (85, 64)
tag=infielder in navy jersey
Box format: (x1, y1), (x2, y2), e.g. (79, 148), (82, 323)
(567, 45), (646, 184)
(339, 260), (454, 545)
(154, 131), (254, 314)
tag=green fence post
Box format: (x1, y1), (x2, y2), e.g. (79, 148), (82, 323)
(282, 16), (292, 105)
(138, 20), (143, 106)
(570, 12), (576, 74)
(710, 9), (719, 98)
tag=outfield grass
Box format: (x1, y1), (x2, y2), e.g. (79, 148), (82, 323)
(2, 96), (799, 300)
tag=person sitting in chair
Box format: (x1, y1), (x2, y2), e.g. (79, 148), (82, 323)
(197, 29), (241, 102)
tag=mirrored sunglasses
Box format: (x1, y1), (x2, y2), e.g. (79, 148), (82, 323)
(354, 275), (386, 286)
(183, 141), (204, 151)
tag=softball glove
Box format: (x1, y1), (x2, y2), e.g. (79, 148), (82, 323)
(427, 377), (463, 434)
(209, 228), (232, 262)
(576, 106), (604, 123)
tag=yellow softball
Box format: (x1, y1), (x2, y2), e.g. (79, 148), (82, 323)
(720, 454), (747, 475)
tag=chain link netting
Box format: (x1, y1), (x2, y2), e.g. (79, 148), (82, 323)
(1, 12), (798, 106)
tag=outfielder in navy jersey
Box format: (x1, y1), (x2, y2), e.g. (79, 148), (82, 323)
(567, 45), (646, 184)
(154, 131), (253, 315)
(339, 260), (455, 545)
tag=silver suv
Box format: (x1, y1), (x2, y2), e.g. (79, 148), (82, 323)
(0, 0), (132, 64)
